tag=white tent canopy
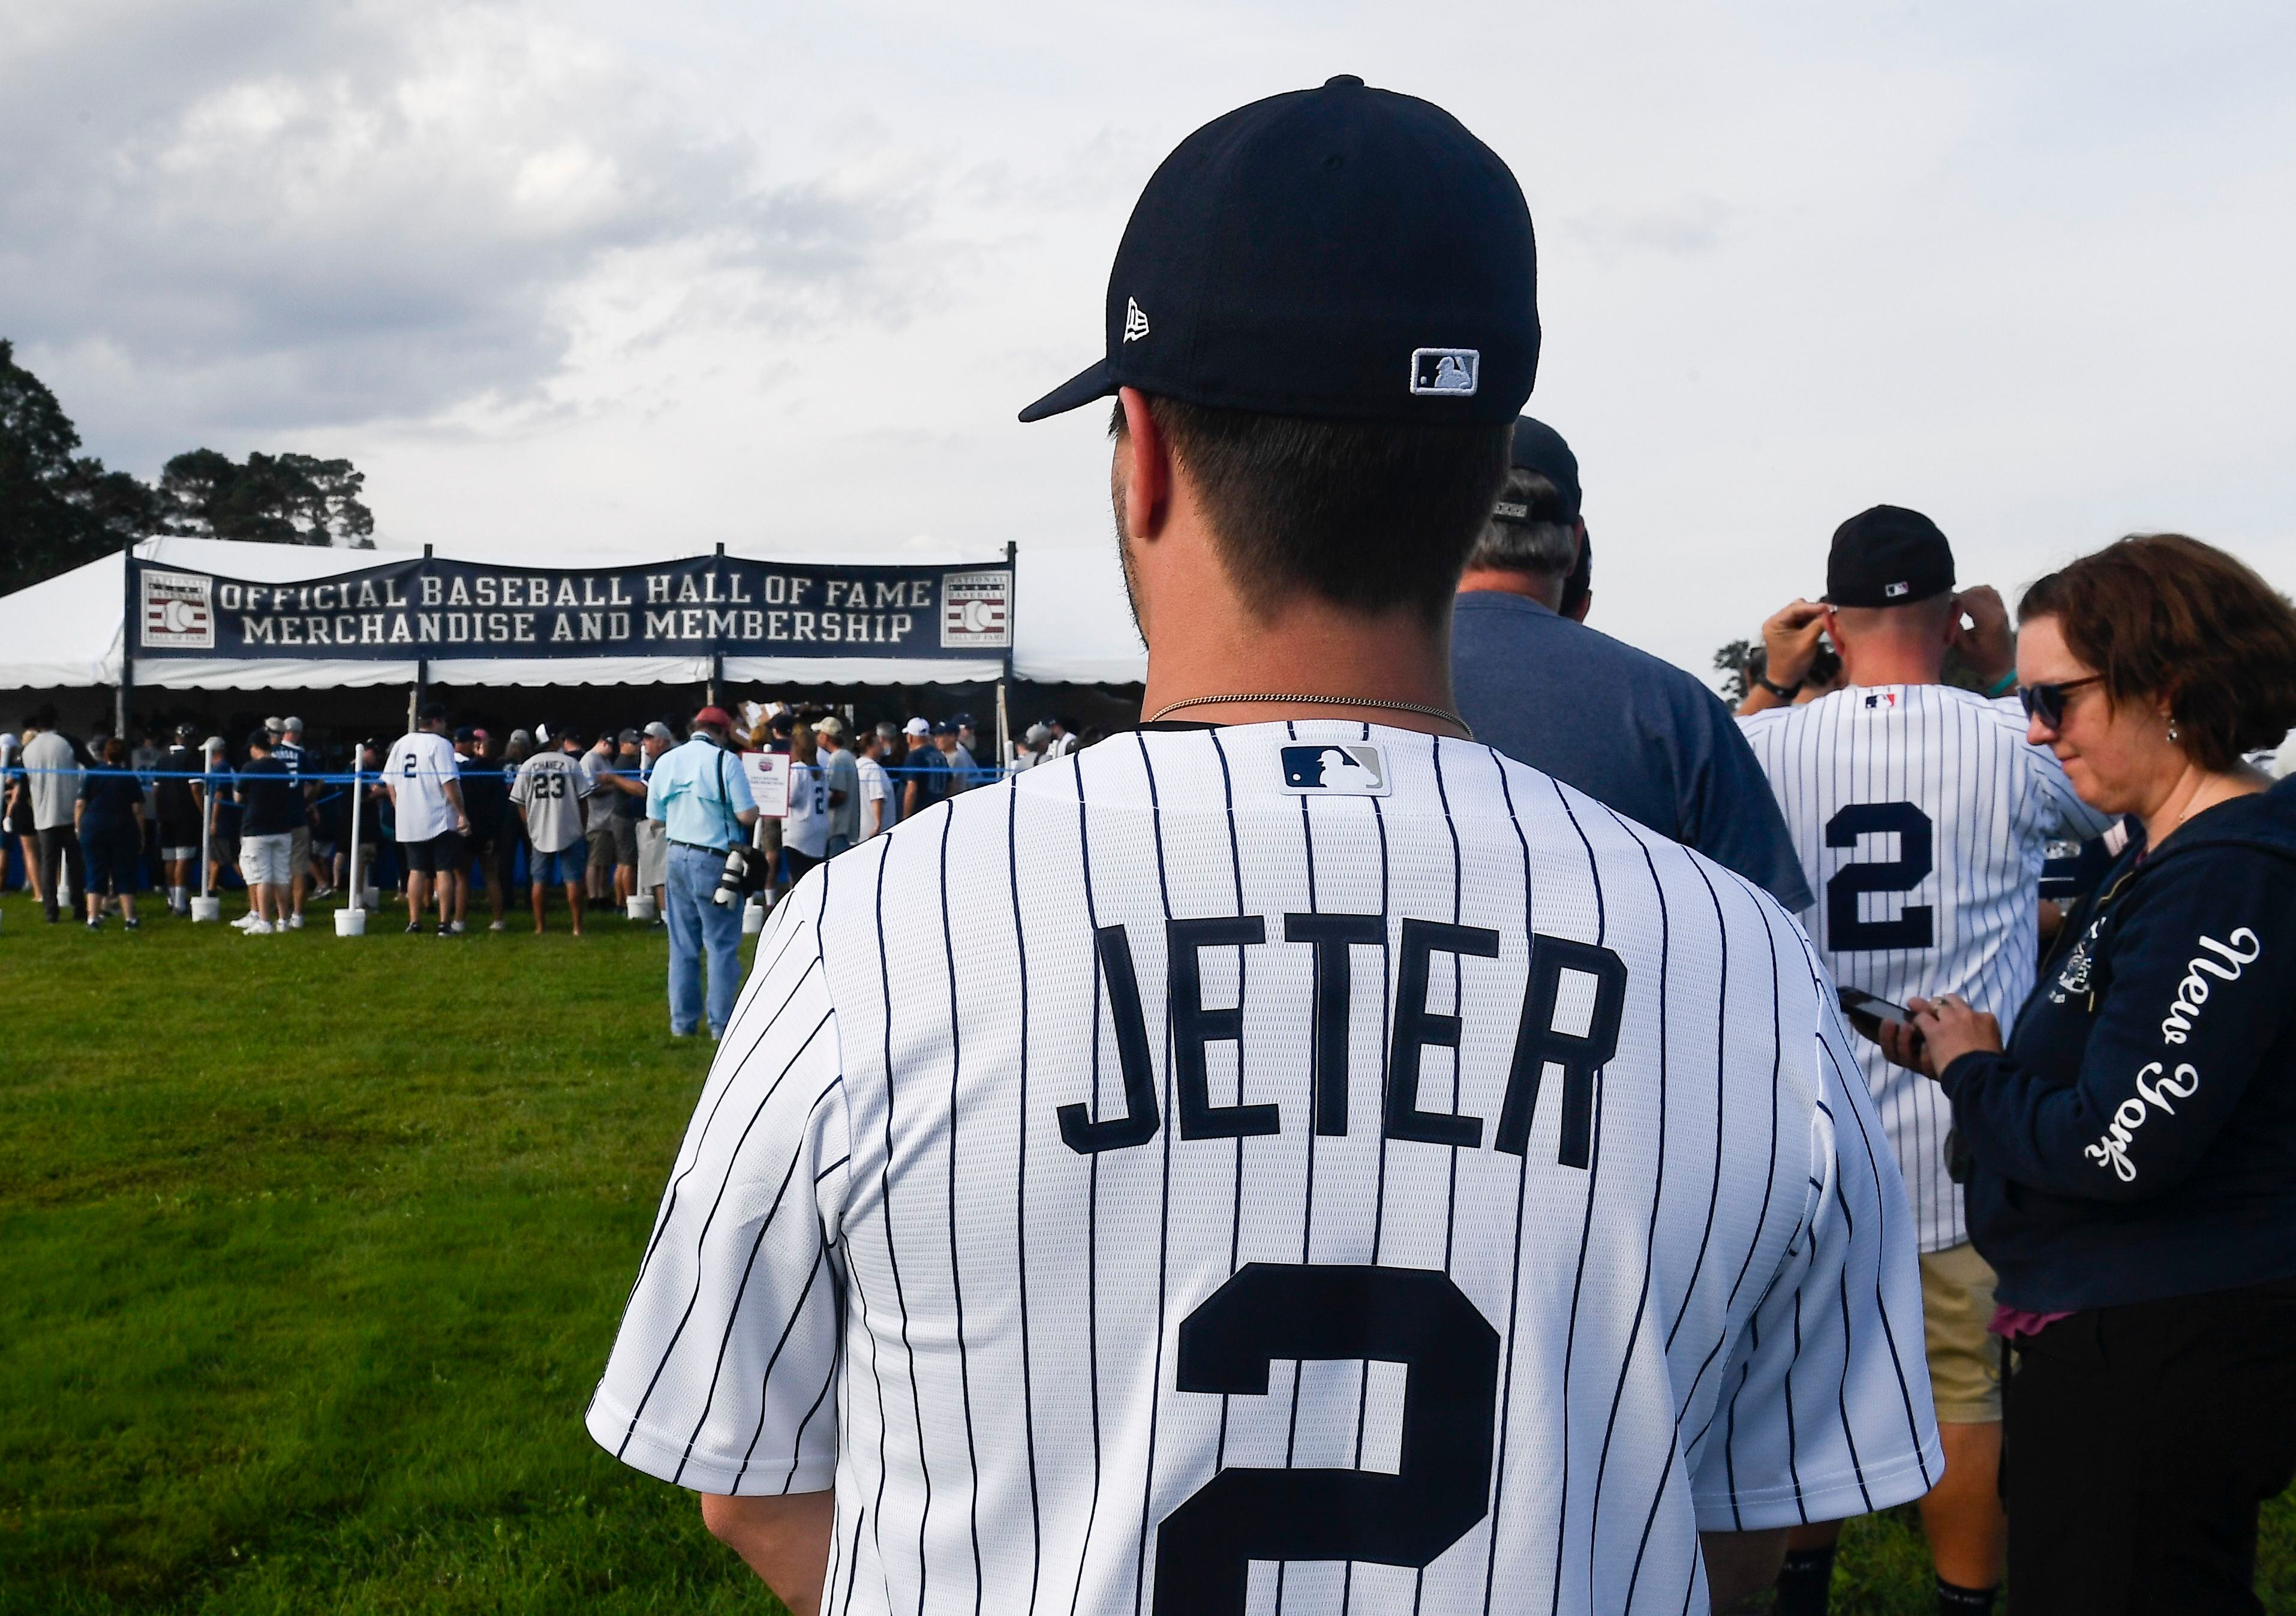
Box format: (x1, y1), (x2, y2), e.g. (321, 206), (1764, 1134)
(0, 536), (1146, 691)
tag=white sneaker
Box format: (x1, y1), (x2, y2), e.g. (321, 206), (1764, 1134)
(287, 914), (305, 930)
(488, 920), (507, 932)
(450, 920), (467, 934)
(232, 912), (262, 930)
(244, 919), (276, 935)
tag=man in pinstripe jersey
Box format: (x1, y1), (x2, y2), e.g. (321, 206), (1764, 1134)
(588, 79), (1939, 1616)
(1737, 507), (2115, 1615)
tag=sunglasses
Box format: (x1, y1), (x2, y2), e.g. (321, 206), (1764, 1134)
(2019, 675), (2103, 729)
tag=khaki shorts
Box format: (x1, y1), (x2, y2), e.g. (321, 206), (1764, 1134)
(239, 831), (295, 888)
(1922, 1240), (2003, 1423)
(635, 818), (668, 892)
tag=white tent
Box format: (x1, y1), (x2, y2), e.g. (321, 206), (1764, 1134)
(0, 536), (1146, 691)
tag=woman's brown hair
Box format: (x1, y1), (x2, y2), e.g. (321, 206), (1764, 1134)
(2019, 533), (2296, 772)
(102, 735), (128, 766)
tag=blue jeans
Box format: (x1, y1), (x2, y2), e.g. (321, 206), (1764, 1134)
(665, 842), (743, 1036)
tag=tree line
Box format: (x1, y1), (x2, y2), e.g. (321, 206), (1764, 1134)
(0, 338), (374, 596)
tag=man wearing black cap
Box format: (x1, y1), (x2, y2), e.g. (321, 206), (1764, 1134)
(155, 722), (205, 916)
(1450, 416), (1813, 910)
(591, 79), (1937, 1616)
(1735, 505), (2114, 1616)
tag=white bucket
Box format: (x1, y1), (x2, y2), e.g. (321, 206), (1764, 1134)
(361, 885), (382, 911)
(627, 895), (657, 922)
(190, 896), (223, 923)
(741, 897), (767, 935)
(334, 908), (367, 937)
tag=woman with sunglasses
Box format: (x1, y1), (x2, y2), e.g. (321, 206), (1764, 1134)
(1875, 533), (2296, 1612)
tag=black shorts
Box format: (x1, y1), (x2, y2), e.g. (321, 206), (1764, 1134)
(468, 831), (516, 886)
(401, 831), (465, 875)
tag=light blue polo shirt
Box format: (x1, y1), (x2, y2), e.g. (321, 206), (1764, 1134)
(645, 735), (756, 850)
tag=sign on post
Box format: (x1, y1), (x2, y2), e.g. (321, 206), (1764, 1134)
(741, 752), (790, 818)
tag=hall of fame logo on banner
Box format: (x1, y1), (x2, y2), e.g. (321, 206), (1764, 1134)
(939, 569), (1012, 650)
(142, 569), (215, 650)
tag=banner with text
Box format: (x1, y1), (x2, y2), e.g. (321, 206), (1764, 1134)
(131, 555), (1012, 663)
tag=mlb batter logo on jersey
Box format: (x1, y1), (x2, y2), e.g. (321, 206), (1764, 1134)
(590, 722), (1938, 1615)
(1738, 684), (2112, 1249)
(1279, 743), (1389, 794)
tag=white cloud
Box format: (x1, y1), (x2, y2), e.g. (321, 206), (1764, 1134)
(5, 0), (2292, 675)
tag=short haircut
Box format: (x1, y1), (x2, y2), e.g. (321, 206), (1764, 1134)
(418, 701), (448, 723)
(2019, 533), (2296, 773)
(1466, 467), (1578, 577)
(1119, 395), (1512, 622)
(246, 729), (270, 751)
(1831, 589), (1958, 638)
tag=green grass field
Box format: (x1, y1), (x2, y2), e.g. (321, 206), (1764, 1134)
(4, 884), (2292, 1614)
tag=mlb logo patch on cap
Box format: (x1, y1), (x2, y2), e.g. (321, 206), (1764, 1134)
(1410, 348), (1480, 397)
(1279, 744), (1390, 795)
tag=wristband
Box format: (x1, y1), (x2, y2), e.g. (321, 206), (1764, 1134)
(1984, 671), (2018, 698)
(1755, 674), (1802, 700)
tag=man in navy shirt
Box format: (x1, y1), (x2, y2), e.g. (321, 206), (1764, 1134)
(1451, 416), (1813, 909)
(898, 716), (953, 819)
(233, 731), (303, 932)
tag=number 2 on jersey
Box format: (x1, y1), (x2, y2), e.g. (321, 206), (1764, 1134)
(1153, 1263), (1500, 1615)
(1825, 801), (1934, 951)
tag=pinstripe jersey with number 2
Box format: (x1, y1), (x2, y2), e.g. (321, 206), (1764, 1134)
(1738, 686), (2112, 1252)
(588, 721), (1940, 1615)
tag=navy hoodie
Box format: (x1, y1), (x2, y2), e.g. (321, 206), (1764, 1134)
(1942, 791), (2296, 1311)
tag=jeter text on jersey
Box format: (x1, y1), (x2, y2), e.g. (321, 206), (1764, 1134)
(1057, 915), (1628, 1169)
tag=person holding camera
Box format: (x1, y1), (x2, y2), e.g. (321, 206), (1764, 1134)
(1877, 533), (2296, 1613)
(646, 705), (758, 1041)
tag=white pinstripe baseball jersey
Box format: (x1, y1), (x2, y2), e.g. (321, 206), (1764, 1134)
(1738, 686), (2114, 1251)
(588, 721), (1939, 1615)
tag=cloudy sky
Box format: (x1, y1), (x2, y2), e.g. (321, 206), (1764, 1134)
(5, 0), (2292, 678)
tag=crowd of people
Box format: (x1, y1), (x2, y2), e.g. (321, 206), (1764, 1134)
(0, 702), (1092, 934)
(13, 511), (2296, 1612)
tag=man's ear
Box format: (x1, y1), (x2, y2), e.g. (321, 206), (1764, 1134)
(1116, 386), (1171, 543)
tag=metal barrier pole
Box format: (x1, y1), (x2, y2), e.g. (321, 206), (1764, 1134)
(199, 741), (214, 899)
(347, 755), (363, 911)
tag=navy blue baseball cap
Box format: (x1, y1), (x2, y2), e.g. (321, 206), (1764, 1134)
(1018, 76), (1538, 426)
(1825, 505), (1955, 608)
(1494, 415), (1581, 522)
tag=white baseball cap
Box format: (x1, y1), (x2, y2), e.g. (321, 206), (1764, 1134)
(283, 716), (304, 732)
(903, 717), (931, 737)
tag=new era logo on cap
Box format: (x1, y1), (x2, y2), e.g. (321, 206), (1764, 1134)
(1410, 347), (1479, 396)
(1122, 298), (1150, 343)
(1279, 743), (1390, 795)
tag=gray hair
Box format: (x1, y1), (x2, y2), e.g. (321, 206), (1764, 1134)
(1466, 467), (1578, 577)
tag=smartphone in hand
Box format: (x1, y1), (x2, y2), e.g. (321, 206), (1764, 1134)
(1838, 987), (1919, 1047)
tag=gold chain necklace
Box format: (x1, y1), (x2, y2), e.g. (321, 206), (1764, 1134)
(1147, 692), (1472, 737)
